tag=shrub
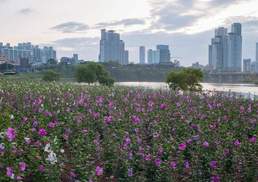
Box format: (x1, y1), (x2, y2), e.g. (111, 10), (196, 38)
(42, 70), (60, 82)
(75, 62), (114, 86)
(166, 68), (203, 91)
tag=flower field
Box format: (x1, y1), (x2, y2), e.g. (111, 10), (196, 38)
(0, 79), (257, 181)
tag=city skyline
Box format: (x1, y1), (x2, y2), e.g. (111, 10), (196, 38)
(1, 0), (258, 65)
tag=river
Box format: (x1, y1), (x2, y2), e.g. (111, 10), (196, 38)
(116, 82), (258, 97)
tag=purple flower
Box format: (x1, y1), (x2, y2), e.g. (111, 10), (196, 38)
(38, 165), (45, 173)
(144, 154), (152, 161)
(6, 167), (14, 179)
(128, 168), (133, 177)
(19, 162), (27, 172)
(234, 139), (241, 147)
(155, 158), (162, 167)
(184, 160), (190, 169)
(104, 115), (113, 125)
(160, 103), (167, 110)
(210, 160), (218, 169)
(211, 175), (220, 182)
(131, 115), (141, 124)
(202, 141), (209, 148)
(6, 128), (16, 142)
(95, 166), (103, 176)
(249, 136), (256, 143)
(0, 143), (5, 152)
(170, 161), (177, 169)
(178, 143), (187, 151)
(38, 128), (48, 137)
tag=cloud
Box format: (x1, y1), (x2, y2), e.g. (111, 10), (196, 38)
(18, 8), (34, 15)
(51, 37), (99, 60)
(96, 18), (146, 28)
(147, 0), (255, 34)
(51, 22), (89, 33)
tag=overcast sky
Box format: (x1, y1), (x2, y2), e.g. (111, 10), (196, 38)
(1, 0), (258, 65)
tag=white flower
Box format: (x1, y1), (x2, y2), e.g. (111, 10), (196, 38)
(10, 114), (14, 120)
(60, 149), (65, 153)
(46, 151), (57, 165)
(0, 132), (5, 139)
(44, 143), (52, 153)
(24, 137), (31, 143)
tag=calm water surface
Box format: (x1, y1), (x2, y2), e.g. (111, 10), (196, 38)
(116, 82), (258, 96)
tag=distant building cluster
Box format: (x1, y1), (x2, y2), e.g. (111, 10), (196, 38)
(60, 54), (80, 65)
(139, 45), (171, 65)
(0, 42), (56, 66)
(99, 29), (129, 65)
(209, 23), (242, 72)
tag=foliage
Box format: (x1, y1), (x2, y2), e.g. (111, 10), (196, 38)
(42, 70), (60, 82)
(166, 68), (203, 91)
(47, 59), (58, 65)
(75, 62), (114, 86)
(0, 79), (257, 181)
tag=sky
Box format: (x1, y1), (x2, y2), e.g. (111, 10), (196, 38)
(1, 0), (258, 66)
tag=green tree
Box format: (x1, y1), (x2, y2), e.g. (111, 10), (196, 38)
(75, 62), (114, 86)
(75, 64), (97, 84)
(42, 70), (60, 82)
(166, 68), (203, 91)
(47, 59), (58, 65)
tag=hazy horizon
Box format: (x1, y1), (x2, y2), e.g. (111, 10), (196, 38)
(1, 0), (258, 66)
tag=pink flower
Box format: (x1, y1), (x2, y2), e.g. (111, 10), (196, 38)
(202, 141), (209, 148)
(210, 160), (218, 169)
(6, 167), (14, 179)
(19, 162), (27, 172)
(249, 136), (256, 143)
(178, 143), (187, 151)
(170, 161), (177, 169)
(234, 139), (241, 147)
(6, 128), (16, 142)
(211, 175), (220, 182)
(154, 158), (162, 167)
(131, 115), (141, 124)
(38, 128), (47, 137)
(38, 165), (45, 173)
(95, 166), (103, 176)
(160, 103), (167, 110)
(144, 154), (152, 161)
(104, 115), (113, 125)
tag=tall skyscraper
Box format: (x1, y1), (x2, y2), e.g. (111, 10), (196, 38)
(157, 45), (171, 63)
(99, 29), (129, 65)
(209, 23), (242, 72)
(209, 27), (228, 71)
(243, 59), (251, 72)
(139, 46), (145, 64)
(147, 49), (160, 64)
(256, 42), (258, 62)
(227, 23), (242, 72)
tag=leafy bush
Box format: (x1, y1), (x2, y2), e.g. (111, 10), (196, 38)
(166, 68), (203, 91)
(42, 70), (60, 82)
(0, 79), (257, 181)
(75, 62), (114, 86)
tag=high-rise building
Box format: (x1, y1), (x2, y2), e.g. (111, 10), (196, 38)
(0, 42), (56, 65)
(139, 46), (145, 64)
(157, 45), (170, 63)
(209, 23), (242, 72)
(256, 43), (258, 62)
(147, 49), (160, 64)
(228, 23), (242, 72)
(243, 59), (251, 72)
(73, 54), (79, 63)
(99, 29), (129, 65)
